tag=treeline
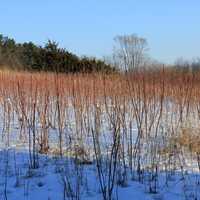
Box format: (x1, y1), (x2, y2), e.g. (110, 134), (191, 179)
(0, 34), (116, 73)
(174, 57), (200, 72)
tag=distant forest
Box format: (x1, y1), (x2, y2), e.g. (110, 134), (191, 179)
(0, 34), (116, 73)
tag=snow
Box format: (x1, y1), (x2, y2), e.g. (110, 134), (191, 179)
(0, 148), (199, 200)
(0, 100), (199, 200)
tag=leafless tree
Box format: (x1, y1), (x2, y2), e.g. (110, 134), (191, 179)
(113, 34), (148, 71)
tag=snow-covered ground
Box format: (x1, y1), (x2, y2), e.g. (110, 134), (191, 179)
(0, 148), (199, 200)
(0, 99), (199, 200)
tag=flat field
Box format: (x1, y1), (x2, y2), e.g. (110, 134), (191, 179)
(0, 70), (199, 200)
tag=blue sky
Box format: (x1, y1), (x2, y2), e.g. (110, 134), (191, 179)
(0, 0), (200, 63)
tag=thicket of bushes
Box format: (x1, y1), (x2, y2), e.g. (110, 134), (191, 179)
(0, 34), (116, 73)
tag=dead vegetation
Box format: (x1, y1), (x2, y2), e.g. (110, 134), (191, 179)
(0, 68), (200, 199)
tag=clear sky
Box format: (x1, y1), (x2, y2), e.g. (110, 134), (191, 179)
(0, 0), (200, 63)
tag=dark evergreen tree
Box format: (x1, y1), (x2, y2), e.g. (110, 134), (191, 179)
(0, 34), (116, 73)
